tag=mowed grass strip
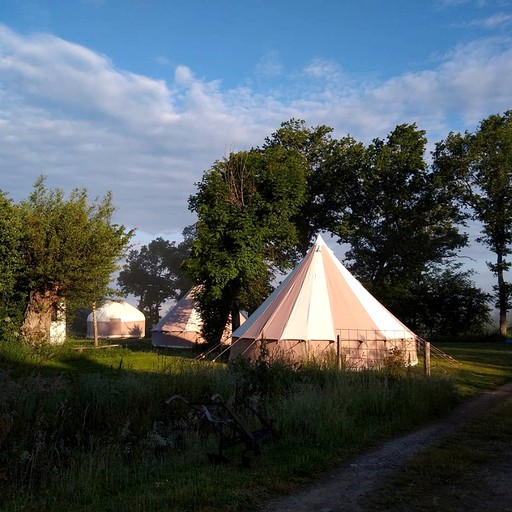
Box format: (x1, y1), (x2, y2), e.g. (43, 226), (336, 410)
(430, 340), (512, 396)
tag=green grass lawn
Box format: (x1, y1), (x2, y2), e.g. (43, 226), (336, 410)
(1, 337), (201, 374)
(1, 337), (512, 512)
(427, 340), (512, 396)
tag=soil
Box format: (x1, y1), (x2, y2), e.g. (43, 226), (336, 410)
(258, 381), (512, 512)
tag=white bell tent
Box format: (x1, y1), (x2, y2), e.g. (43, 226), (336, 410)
(152, 287), (246, 348)
(230, 235), (418, 368)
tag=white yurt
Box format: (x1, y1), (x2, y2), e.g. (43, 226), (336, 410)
(86, 300), (145, 339)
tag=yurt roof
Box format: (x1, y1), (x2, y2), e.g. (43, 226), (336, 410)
(87, 301), (145, 322)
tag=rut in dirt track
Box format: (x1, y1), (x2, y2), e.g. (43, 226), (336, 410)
(258, 381), (512, 512)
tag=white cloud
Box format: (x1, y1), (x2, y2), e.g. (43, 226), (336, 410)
(174, 65), (195, 86)
(0, 25), (176, 127)
(303, 58), (343, 80)
(465, 12), (512, 28)
(254, 51), (283, 77)
(1, 23), (512, 250)
(436, 0), (489, 7)
(156, 55), (170, 66)
(292, 36), (512, 144)
(0, 25), (274, 233)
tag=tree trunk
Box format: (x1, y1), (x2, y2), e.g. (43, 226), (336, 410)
(231, 305), (241, 333)
(92, 302), (99, 348)
(497, 251), (508, 337)
(20, 289), (58, 345)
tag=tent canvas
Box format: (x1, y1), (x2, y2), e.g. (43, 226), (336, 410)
(86, 300), (145, 339)
(151, 287), (246, 348)
(230, 235), (418, 368)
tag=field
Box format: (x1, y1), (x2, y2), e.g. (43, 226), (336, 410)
(1, 338), (511, 512)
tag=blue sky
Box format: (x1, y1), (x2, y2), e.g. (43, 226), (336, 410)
(1, 0), (512, 293)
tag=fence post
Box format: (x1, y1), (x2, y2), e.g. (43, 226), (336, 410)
(424, 340), (431, 377)
(92, 301), (99, 348)
(336, 334), (341, 370)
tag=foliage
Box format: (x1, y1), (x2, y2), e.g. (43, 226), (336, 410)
(262, 119), (360, 254)
(341, 124), (467, 290)
(117, 237), (192, 328)
(18, 177), (134, 344)
(0, 192), (26, 341)
(434, 110), (512, 335)
(185, 148), (308, 343)
(409, 266), (492, 337)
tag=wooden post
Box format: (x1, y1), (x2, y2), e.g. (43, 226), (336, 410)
(336, 334), (341, 370)
(92, 302), (99, 348)
(231, 306), (241, 332)
(424, 340), (431, 377)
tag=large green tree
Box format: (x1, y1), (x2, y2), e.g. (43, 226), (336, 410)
(434, 110), (512, 336)
(117, 237), (192, 328)
(338, 123), (467, 315)
(19, 177), (134, 345)
(184, 147), (307, 344)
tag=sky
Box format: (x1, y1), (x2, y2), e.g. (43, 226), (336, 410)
(1, 0), (512, 294)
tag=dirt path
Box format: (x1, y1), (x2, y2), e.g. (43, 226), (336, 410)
(259, 381), (512, 512)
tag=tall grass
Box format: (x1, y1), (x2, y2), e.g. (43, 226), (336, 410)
(0, 341), (461, 511)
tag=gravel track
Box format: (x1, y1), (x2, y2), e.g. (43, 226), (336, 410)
(259, 381), (512, 512)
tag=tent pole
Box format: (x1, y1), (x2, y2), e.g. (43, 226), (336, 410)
(211, 342), (232, 362)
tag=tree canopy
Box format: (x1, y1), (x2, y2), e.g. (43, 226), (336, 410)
(409, 266), (491, 338)
(0, 192), (25, 341)
(186, 119), (491, 341)
(262, 119), (342, 254)
(184, 147), (308, 344)
(117, 237), (192, 328)
(434, 110), (512, 336)
(18, 177), (134, 345)
(342, 124), (466, 285)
